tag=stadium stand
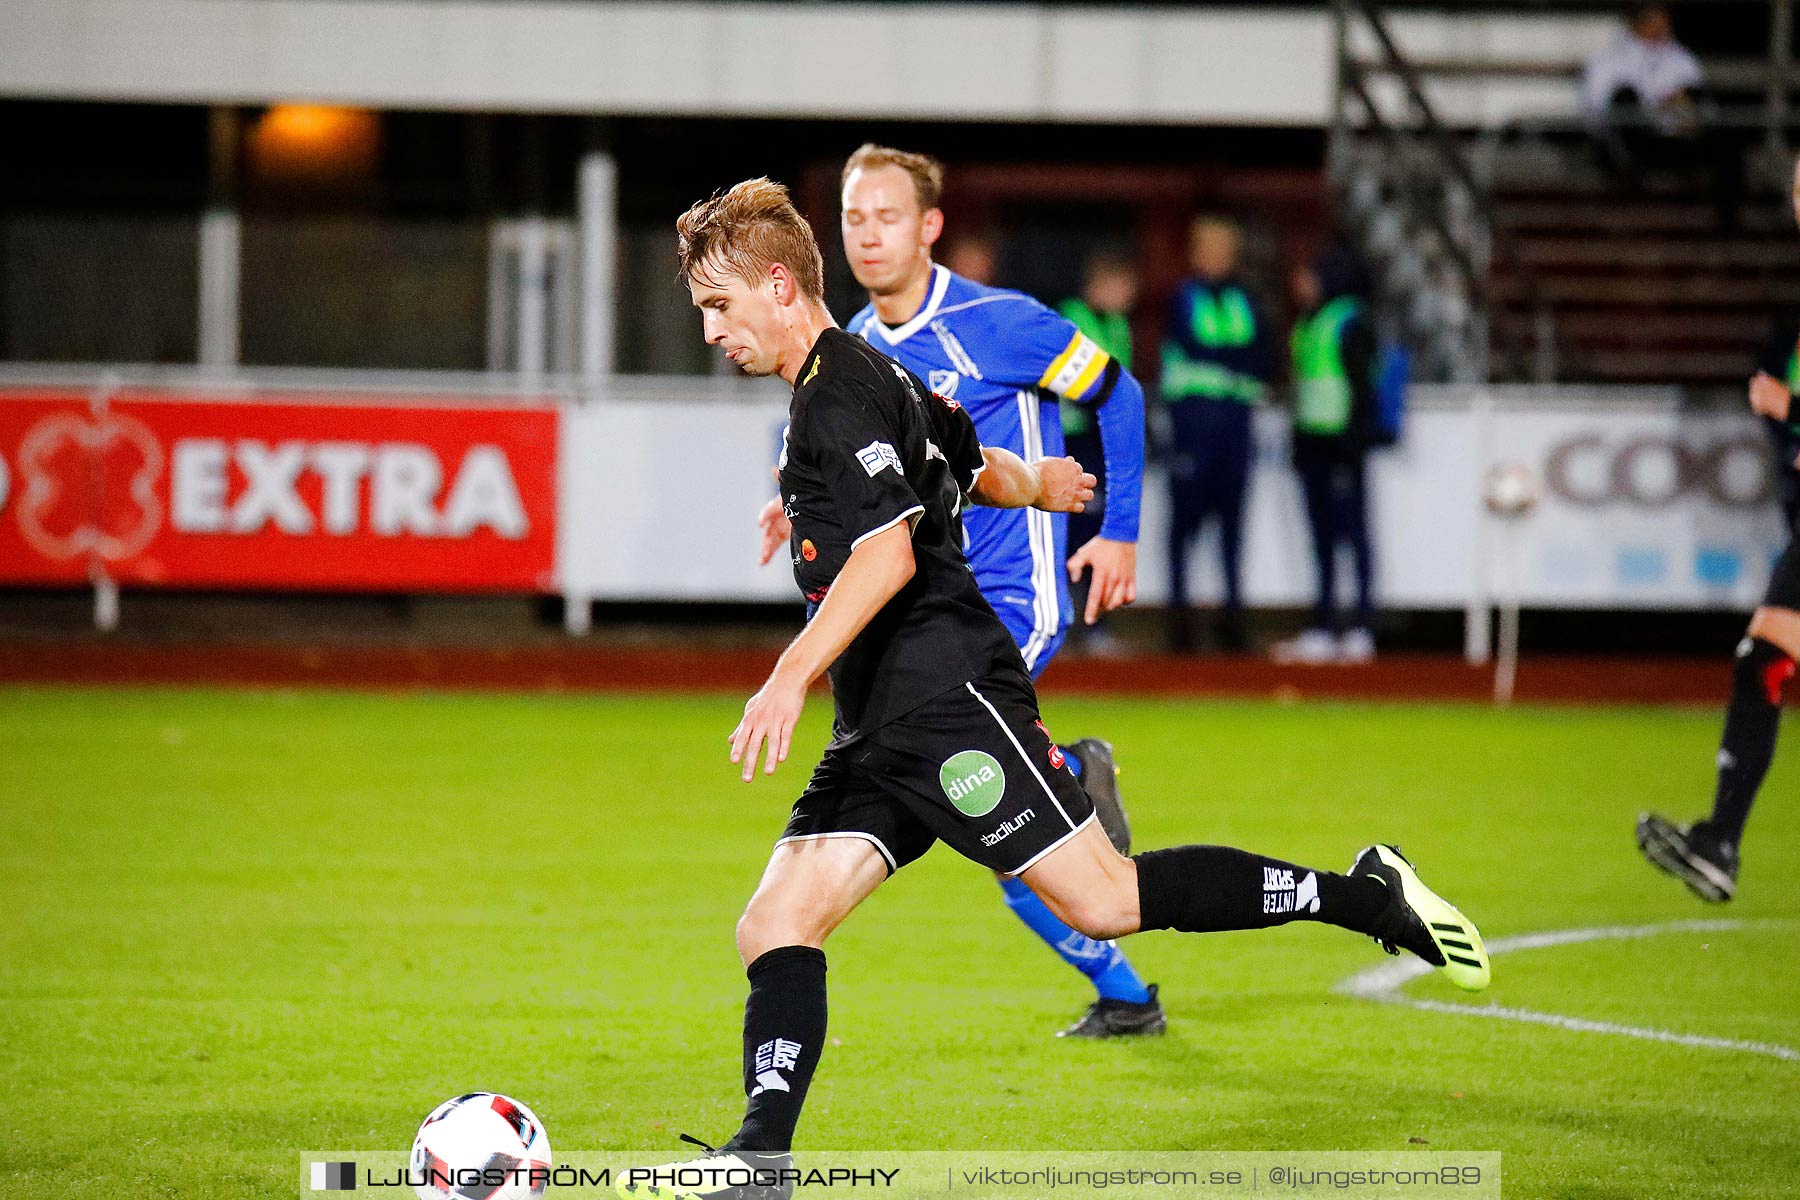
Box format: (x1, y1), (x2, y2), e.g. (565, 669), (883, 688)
(1332, 0), (1800, 393)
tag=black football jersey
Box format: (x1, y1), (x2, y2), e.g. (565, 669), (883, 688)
(779, 328), (1023, 742)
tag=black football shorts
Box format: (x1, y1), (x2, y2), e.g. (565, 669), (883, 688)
(778, 663), (1097, 876)
(1764, 536), (1800, 611)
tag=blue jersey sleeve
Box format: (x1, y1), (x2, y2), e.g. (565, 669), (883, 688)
(976, 297), (1117, 403)
(1091, 365), (1145, 543)
(960, 295), (1143, 543)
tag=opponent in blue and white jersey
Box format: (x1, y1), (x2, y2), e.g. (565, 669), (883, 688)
(847, 264), (1146, 674)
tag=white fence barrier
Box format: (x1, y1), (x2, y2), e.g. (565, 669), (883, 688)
(1, 371), (1785, 646)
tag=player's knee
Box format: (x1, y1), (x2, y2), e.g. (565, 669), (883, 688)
(735, 902), (790, 966)
(735, 897), (824, 965)
(1052, 889), (1138, 942)
(1733, 635), (1797, 707)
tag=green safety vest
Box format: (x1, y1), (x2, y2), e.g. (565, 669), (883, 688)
(1161, 285), (1265, 405)
(1291, 296), (1363, 436)
(1780, 349), (1800, 437)
(1057, 298), (1133, 436)
(1191, 287), (1256, 347)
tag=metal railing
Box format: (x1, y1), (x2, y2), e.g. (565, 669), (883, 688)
(1331, 0), (1522, 383)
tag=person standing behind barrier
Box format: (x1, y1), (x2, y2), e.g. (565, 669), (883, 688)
(1161, 217), (1274, 653)
(1273, 248), (1378, 666)
(1058, 249), (1139, 646)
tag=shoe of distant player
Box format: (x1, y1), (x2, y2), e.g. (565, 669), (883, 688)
(1636, 813), (1739, 903)
(1271, 627), (1339, 665)
(1337, 627), (1376, 664)
(1349, 844), (1490, 991)
(616, 1137), (793, 1200)
(1057, 983), (1167, 1039)
(1069, 737), (1130, 854)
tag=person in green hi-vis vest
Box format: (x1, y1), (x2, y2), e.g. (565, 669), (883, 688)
(1057, 248), (1139, 634)
(1271, 247), (1379, 666)
(1160, 216), (1275, 653)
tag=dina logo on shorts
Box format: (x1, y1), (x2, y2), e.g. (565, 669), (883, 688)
(939, 750), (1005, 817)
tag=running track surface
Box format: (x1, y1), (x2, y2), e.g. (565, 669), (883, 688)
(0, 637), (1737, 705)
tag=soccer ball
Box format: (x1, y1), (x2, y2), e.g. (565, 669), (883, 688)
(1482, 461), (1541, 517)
(410, 1092), (552, 1200)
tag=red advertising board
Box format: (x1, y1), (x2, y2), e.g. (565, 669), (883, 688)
(0, 390), (558, 592)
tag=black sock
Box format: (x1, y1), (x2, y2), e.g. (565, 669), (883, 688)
(724, 946), (826, 1154)
(1709, 636), (1792, 847)
(1134, 845), (1389, 936)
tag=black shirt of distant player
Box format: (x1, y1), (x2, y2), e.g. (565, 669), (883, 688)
(780, 328), (1022, 743)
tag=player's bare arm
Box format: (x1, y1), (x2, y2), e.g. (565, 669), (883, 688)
(1067, 537), (1138, 626)
(730, 523), (916, 781)
(759, 451), (1092, 565)
(969, 447), (1095, 513)
(757, 494), (789, 566)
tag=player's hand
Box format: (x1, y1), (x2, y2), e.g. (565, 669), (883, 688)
(757, 496), (792, 566)
(729, 673), (806, 782)
(1034, 456), (1097, 514)
(1750, 371), (1792, 422)
(1066, 537), (1137, 626)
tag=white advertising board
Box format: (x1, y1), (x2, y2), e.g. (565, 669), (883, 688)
(559, 390), (1789, 613)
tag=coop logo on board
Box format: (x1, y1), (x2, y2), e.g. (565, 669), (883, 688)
(169, 439), (528, 539)
(1544, 432), (1772, 510)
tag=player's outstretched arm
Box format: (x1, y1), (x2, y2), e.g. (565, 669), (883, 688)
(969, 446), (1095, 513)
(730, 523), (917, 781)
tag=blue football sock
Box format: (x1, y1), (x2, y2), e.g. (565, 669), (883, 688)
(1062, 747), (1084, 779)
(998, 876), (1152, 1004)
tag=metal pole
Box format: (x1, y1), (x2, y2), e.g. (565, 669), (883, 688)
(1770, 0), (1794, 157)
(88, 374), (122, 632)
(563, 591), (593, 637)
(1327, 0), (1352, 188)
(92, 568), (120, 633)
(1494, 591), (1519, 706)
(517, 217), (548, 388)
(516, 117), (548, 388)
(486, 222), (511, 371)
(198, 107), (240, 369)
(1465, 388), (1495, 665)
(1493, 520), (1522, 706)
(578, 148), (618, 397)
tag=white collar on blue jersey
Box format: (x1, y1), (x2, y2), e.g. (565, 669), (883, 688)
(867, 264), (951, 345)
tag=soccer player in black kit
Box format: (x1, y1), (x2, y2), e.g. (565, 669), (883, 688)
(1639, 155), (1800, 902)
(621, 179), (1489, 1200)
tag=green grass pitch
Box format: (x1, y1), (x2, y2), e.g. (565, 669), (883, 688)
(3, 684), (1796, 1198)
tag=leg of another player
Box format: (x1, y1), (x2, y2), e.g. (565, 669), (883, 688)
(724, 838), (889, 1154)
(1715, 607), (1800, 847)
(1020, 821), (1489, 991)
(1642, 605), (1800, 901)
(994, 697), (1157, 1026)
(995, 869), (1156, 1017)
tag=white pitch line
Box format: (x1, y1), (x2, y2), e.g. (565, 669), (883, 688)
(1335, 918), (1800, 1062)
